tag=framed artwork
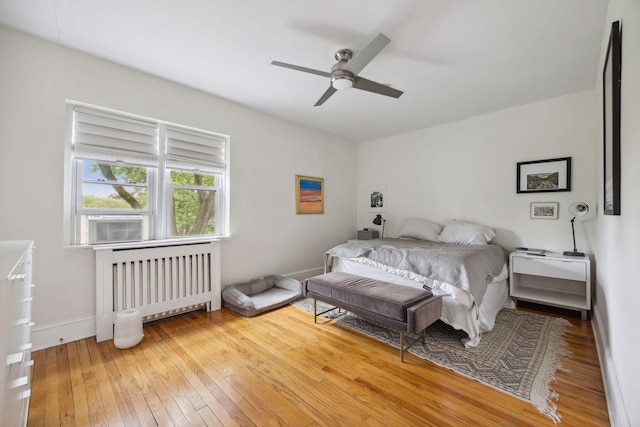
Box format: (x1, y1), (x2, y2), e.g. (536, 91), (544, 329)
(295, 175), (324, 214)
(367, 185), (386, 212)
(603, 20), (621, 216)
(516, 157), (571, 193)
(530, 202), (559, 220)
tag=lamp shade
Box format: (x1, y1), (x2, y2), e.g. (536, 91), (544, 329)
(568, 202), (589, 218)
(372, 214), (386, 238)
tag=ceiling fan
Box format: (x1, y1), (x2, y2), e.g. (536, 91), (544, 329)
(271, 33), (404, 106)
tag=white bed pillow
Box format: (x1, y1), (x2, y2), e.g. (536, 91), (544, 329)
(398, 218), (442, 242)
(438, 220), (496, 245)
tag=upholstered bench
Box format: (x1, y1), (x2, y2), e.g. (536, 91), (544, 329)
(304, 272), (442, 361)
(222, 275), (303, 317)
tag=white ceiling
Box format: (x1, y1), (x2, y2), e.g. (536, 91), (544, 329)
(0, 0), (609, 142)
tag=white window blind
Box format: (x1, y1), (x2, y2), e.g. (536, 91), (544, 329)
(72, 107), (159, 166)
(165, 126), (226, 172)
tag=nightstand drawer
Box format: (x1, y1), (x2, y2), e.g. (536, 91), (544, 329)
(512, 257), (586, 281)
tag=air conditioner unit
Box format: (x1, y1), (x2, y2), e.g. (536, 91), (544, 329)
(88, 216), (143, 244)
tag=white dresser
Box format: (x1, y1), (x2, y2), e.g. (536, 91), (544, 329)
(1, 241), (34, 427)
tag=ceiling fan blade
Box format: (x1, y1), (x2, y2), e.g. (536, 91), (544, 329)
(353, 76), (403, 99)
(314, 86), (337, 106)
(271, 61), (332, 78)
(342, 33), (391, 75)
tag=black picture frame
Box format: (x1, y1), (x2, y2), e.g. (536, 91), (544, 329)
(516, 157), (571, 193)
(603, 20), (621, 216)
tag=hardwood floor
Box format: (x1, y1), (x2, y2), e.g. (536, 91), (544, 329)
(27, 303), (609, 426)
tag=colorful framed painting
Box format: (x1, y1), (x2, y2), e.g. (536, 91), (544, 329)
(530, 202), (559, 220)
(295, 175), (324, 214)
(516, 157), (571, 193)
(368, 185), (386, 212)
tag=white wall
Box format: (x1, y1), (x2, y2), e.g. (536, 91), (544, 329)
(357, 90), (597, 254)
(593, 1), (640, 426)
(357, 7), (640, 420)
(0, 26), (357, 349)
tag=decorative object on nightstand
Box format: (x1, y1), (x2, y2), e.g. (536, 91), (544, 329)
(563, 202), (589, 257)
(372, 214), (386, 238)
(357, 229), (379, 240)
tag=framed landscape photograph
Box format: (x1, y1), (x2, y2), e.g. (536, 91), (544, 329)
(295, 175), (324, 214)
(530, 202), (559, 220)
(603, 20), (621, 216)
(516, 157), (571, 193)
(367, 185), (386, 212)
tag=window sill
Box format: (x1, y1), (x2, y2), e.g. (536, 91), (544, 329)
(65, 236), (227, 251)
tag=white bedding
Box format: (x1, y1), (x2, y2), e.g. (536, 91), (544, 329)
(328, 257), (513, 347)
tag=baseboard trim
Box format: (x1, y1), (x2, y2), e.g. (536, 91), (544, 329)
(32, 266), (325, 351)
(592, 307), (629, 427)
(282, 266), (324, 282)
(31, 315), (96, 351)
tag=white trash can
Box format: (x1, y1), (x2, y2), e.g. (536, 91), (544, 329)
(114, 308), (144, 349)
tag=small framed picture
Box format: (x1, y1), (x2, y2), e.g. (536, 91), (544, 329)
(517, 157), (571, 193)
(367, 185), (386, 212)
(295, 175), (324, 214)
(530, 202), (559, 220)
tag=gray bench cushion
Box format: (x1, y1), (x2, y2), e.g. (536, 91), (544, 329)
(305, 271), (432, 322)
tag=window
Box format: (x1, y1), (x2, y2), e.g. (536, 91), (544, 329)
(66, 103), (229, 246)
(168, 170), (218, 236)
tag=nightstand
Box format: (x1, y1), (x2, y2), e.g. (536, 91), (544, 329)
(509, 251), (591, 320)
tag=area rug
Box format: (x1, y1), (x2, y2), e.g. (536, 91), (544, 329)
(292, 298), (571, 423)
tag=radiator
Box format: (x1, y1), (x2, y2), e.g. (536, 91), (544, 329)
(94, 241), (221, 342)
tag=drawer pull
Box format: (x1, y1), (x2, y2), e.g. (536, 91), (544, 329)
(6, 352), (23, 365)
(9, 376), (28, 388)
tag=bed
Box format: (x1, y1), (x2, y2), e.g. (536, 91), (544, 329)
(324, 219), (512, 347)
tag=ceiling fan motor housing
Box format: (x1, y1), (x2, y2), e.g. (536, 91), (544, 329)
(331, 49), (355, 90)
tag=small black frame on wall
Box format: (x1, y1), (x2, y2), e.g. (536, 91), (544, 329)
(603, 20), (621, 216)
(516, 157), (571, 193)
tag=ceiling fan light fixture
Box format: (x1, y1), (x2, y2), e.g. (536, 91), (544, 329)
(331, 75), (353, 90)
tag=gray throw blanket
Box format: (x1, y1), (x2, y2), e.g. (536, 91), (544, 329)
(325, 238), (507, 307)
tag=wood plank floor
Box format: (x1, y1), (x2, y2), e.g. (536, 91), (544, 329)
(27, 303), (609, 426)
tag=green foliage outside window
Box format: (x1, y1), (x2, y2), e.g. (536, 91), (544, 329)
(170, 170), (216, 236)
(82, 163), (216, 237)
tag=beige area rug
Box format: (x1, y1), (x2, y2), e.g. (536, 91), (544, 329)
(292, 298), (571, 423)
